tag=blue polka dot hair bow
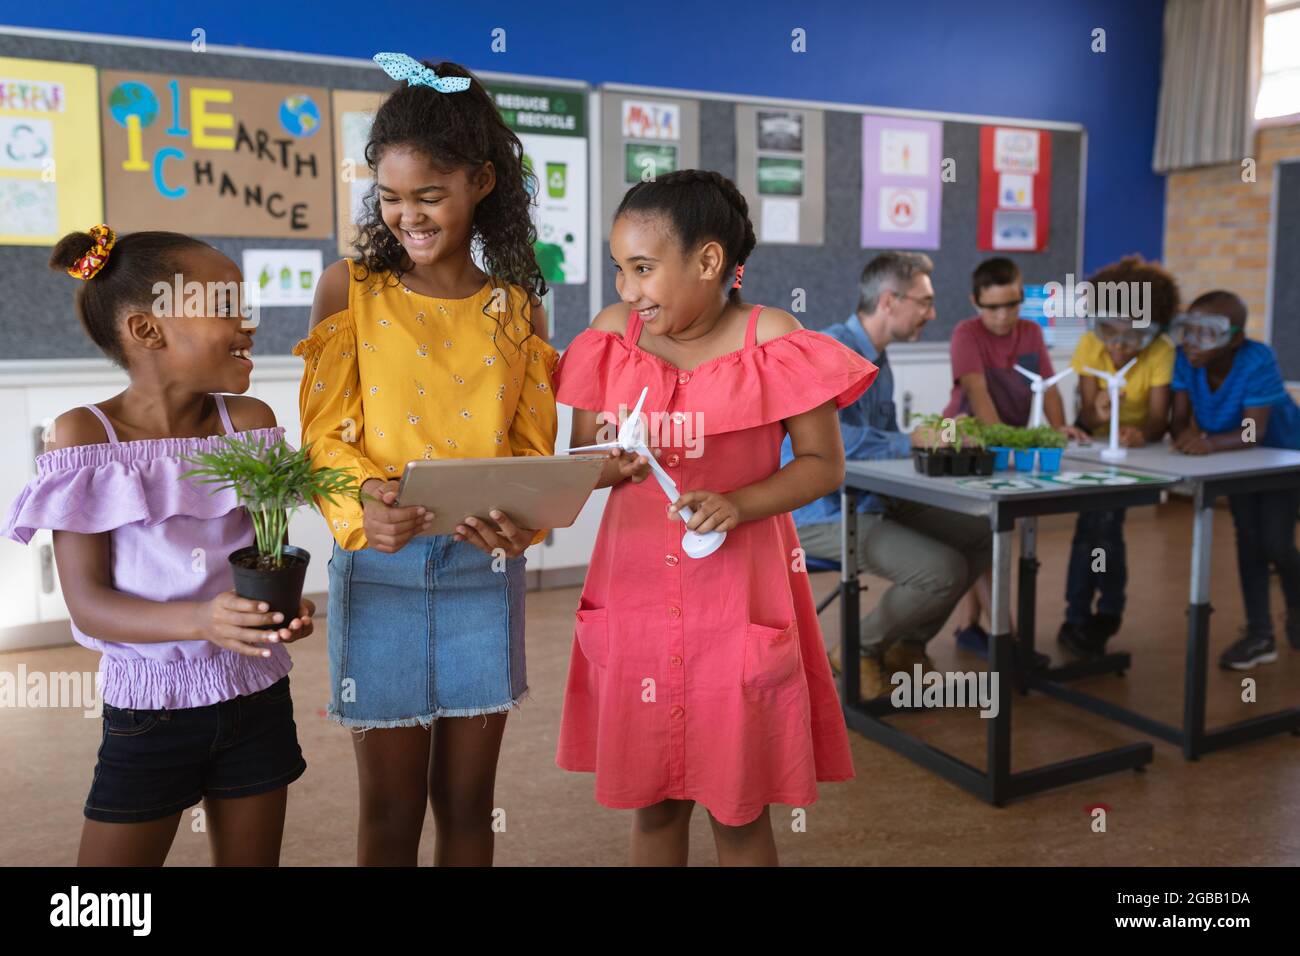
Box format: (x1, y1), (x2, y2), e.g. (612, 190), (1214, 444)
(372, 52), (471, 93)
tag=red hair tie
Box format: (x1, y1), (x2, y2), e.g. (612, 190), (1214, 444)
(732, 264), (745, 290)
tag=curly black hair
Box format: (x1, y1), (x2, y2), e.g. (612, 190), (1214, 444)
(615, 169), (756, 307)
(1087, 254), (1181, 329)
(353, 59), (546, 320)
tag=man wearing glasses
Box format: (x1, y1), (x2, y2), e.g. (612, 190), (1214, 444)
(781, 252), (993, 698)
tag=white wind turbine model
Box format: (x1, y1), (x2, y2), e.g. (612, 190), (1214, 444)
(1014, 365), (1074, 429)
(1083, 357), (1137, 462)
(568, 386), (726, 559)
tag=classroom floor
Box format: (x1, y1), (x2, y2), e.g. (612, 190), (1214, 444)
(2, 497), (1298, 866)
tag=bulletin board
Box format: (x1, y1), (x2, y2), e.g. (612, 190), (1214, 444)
(0, 28), (591, 360)
(594, 83), (1085, 345)
(1268, 158), (1300, 383)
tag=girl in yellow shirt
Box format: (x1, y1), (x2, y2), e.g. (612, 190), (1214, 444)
(1059, 255), (1179, 659)
(292, 55), (557, 866)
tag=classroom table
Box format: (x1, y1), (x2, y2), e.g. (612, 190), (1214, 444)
(1033, 444), (1300, 759)
(836, 457), (1179, 805)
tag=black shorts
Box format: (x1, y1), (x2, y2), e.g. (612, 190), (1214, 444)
(85, 676), (306, 824)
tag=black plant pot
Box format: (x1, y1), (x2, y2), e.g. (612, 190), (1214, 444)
(229, 545), (310, 628)
(946, 451), (973, 476)
(971, 451), (996, 476)
(912, 450), (945, 477)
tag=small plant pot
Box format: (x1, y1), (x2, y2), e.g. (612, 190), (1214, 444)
(1036, 447), (1064, 474)
(229, 545), (310, 628)
(912, 449), (945, 477)
(1013, 448), (1037, 472)
(947, 451), (973, 476)
(989, 446), (1012, 471)
(971, 451), (996, 476)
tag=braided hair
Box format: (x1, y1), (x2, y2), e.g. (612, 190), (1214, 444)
(615, 170), (755, 306)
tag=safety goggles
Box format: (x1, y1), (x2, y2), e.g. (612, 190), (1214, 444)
(1088, 316), (1158, 350)
(1169, 313), (1241, 350)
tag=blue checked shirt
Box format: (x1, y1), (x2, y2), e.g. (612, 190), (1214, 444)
(780, 316), (910, 522)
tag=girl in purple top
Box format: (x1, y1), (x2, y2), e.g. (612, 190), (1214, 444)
(2, 226), (315, 866)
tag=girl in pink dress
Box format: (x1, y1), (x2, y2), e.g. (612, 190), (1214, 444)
(554, 170), (878, 865)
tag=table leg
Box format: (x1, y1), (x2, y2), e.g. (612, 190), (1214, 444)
(988, 516), (1013, 804)
(840, 489), (861, 709)
(1184, 487), (1213, 760)
(1016, 517), (1039, 693)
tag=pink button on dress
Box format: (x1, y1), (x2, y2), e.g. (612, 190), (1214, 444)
(554, 305), (879, 826)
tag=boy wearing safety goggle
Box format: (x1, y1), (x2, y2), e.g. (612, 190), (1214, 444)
(1058, 256), (1179, 659)
(1170, 290), (1300, 669)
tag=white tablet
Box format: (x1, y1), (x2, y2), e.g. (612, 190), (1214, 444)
(395, 455), (607, 537)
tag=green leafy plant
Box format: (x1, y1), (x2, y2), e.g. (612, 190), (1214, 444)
(1029, 425), (1068, 449)
(956, 416), (986, 451)
(913, 412), (947, 453)
(181, 434), (366, 569)
(981, 422), (1015, 448)
(1003, 426), (1036, 450)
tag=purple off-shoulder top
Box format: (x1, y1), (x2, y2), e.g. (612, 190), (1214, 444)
(0, 394), (293, 710)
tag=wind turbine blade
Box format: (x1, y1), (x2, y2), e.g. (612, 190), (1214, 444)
(616, 386), (650, 447)
(1117, 357), (1138, 378)
(1013, 364), (1041, 382)
(566, 441), (621, 453)
(1083, 366), (1112, 381)
(1046, 368), (1074, 386)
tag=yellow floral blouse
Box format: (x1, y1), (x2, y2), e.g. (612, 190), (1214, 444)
(291, 263), (559, 551)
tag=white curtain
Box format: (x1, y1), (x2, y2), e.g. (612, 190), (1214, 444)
(1152, 0), (1266, 172)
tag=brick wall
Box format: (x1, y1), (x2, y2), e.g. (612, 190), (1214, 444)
(1163, 123), (1300, 339)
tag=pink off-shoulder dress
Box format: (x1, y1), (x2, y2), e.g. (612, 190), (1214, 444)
(553, 305), (879, 826)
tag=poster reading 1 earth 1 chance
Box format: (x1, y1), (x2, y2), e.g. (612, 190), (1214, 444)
(0, 57), (103, 246)
(99, 71), (333, 238)
(492, 83), (587, 285)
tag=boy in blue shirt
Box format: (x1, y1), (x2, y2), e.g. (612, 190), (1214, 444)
(1169, 290), (1300, 669)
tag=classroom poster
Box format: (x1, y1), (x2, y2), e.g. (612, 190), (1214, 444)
(100, 71), (333, 237)
(331, 89), (382, 256)
(241, 248), (323, 307)
(735, 105), (825, 245)
(860, 115), (942, 250)
(494, 82), (587, 285)
(601, 94), (699, 240)
(977, 125), (1051, 252)
(0, 58), (102, 246)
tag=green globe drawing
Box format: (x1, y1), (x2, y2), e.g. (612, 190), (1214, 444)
(108, 82), (159, 128)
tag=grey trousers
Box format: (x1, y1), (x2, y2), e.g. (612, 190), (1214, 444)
(797, 499), (993, 653)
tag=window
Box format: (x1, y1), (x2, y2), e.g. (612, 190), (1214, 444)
(1256, 0), (1300, 121)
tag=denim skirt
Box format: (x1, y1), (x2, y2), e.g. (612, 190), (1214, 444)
(326, 535), (528, 729)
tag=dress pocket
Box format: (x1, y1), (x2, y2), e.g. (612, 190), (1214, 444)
(575, 607), (609, 669)
(742, 621), (801, 689)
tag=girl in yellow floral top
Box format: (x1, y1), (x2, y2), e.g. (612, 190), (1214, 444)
(292, 55), (557, 866)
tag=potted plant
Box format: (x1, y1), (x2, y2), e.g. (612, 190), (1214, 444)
(911, 412), (946, 477)
(1030, 425), (1068, 474)
(982, 422), (1016, 472)
(181, 434), (365, 626)
(1005, 426), (1038, 472)
(957, 417), (995, 476)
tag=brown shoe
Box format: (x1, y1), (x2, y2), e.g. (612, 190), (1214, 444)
(883, 642), (935, 676)
(829, 644), (891, 699)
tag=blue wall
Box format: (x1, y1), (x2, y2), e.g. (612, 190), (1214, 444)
(2, 0), (1166, 274)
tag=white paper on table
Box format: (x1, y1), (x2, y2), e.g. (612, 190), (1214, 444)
(760, 197), (800, 243)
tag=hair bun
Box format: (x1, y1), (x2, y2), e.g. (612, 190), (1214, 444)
(48, 230), (98, 273)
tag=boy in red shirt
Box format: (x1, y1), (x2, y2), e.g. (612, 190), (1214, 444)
(944, 257), (1088, 656)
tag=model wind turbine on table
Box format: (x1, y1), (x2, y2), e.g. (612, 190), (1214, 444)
(1014, 365), (1074, 429)
(1083, 357), (1137, 462)
(567, 386), (726, 559)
